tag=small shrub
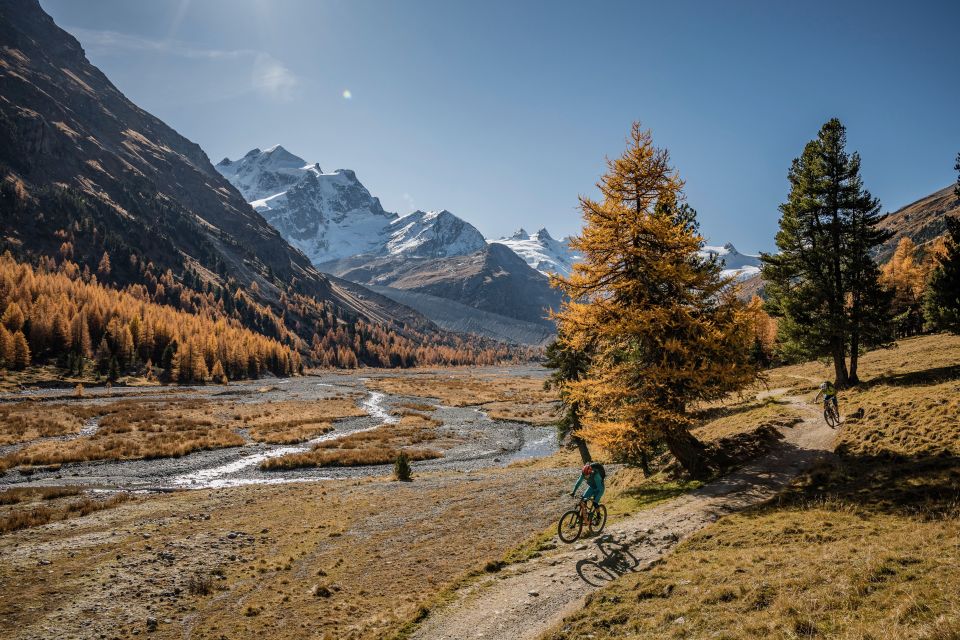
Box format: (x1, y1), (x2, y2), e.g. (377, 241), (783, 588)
(187, 572), (213, 595)
(394, 452), (412, 481)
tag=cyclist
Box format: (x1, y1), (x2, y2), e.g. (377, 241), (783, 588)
(815, 380), (838, 414)
(570, 462), (605, 522)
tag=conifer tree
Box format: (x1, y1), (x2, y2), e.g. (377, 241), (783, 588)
(0, 325), (12, 367)
(542, 337), (592, 463)
(2, 302), (24, 333)
(955, 152), (959, 200)
(552, 123), (759, 477)
(880, 237), (927, 337)
(211, 359), (227, 384)
(761, 119), (892, 386)
(924, 216), (960, 333)
(12, 330), (30, 369)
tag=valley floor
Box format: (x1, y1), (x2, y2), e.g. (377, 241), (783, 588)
(3, 335), (958, 639)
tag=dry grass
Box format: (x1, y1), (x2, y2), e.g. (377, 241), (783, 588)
(1, 400), (245, 469)
(367, 372), (560, 425)
(0, 490), (131, 534)
(262, 413), (448, 471)
(543, 333), (960, 640)
(0, 402), (100, 446)
(0, 395), (368, 469)
(692, 397), (803, 442)
(0, 485), (82, 504)
(231, 397), (366, 444)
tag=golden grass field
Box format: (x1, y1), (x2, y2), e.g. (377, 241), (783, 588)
(261, 411), (459, 470)
(0, 394), (369, 472)
(366, 372), (560, 425)
(0, 401), (100, 446)
(543, 333), (960, 640)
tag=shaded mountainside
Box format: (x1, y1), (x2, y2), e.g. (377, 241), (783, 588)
(0, 0), (519, 367)
(366, 285), (555, 346)
(336, 243), (562, 328)
(876, 185), (960, 261)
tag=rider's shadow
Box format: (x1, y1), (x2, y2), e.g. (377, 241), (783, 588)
(574, 535), (640, 587)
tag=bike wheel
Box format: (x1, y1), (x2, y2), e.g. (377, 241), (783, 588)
(589, 504), (607, 534)
(824, 407), (839, 428)
(558, 510), (583, 543)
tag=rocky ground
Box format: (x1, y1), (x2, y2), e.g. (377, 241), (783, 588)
(0, 368), (556, 491)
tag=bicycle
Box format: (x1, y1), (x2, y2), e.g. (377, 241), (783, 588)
(822, 399), (841, 428)
(558, 496), (607, 543)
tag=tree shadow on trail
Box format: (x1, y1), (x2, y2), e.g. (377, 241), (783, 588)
(575, 535), (641, 587)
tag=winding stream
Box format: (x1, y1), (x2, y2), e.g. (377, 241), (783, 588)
(171, 392), (399, 489)
(0, 372), (558, 491)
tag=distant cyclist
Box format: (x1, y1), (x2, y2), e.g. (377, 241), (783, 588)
(570, 461), (605, 519)
(815, 380), (838, 413)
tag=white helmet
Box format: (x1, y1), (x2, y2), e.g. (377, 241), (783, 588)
(819, 382), (829, 390)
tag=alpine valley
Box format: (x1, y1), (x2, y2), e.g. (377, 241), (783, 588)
(216, 147), (764, 341)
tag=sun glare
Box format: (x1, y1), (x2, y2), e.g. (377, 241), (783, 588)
(342, 89), (352, 100)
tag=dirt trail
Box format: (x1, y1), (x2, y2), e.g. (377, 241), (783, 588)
(411, 395), (836, 640)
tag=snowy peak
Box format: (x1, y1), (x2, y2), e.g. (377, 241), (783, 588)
(492, 227), (579, 276)
(699, 243), (761, 280)
(386, 210), (486, 258)
(216, 146), (486, 266)
(216, 145), (312, 202)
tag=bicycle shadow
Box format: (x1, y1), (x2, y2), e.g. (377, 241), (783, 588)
(574, 535), (641, 587)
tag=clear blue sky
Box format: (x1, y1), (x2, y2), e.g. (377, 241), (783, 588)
(41, 0), (959, 252)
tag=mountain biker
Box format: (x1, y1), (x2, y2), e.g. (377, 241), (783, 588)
(571, 462), (605, 520)
(815, 381), (838, 413)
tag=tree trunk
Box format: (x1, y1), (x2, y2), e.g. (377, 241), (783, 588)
(568, 402), (592, 463)
(832, 341), (849, 388)
(572, 436), (592, 464)
(665, 429), (710, 479)
(639, 448), (651, 477)
(848, 329), (860, 385)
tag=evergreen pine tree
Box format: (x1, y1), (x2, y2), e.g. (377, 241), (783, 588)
(924, 216), (960, 333)
(955, 152), (959, 200)
(553, 122), (759, 478)
(542, 337), (592, 463)
(761, 119), (892, 386)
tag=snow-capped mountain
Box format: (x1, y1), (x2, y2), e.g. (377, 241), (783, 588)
(492, 229), (760, 281)
(699, 243), (762, 280)
(491, 228), (580, 276)
(215, 147), (485, 265)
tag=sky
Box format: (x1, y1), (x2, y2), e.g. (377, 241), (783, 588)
(41, 0), (960, 252)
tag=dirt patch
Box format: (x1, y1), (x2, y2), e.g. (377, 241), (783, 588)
(0, 469), (570, 640)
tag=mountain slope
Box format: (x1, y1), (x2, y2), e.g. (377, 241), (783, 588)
(338, 243), (562, 327)
(876, 185), (960, 261)
(0, 0), (515, 368)
(216, 147), (487, 266)
(366, 285), (555, 345)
